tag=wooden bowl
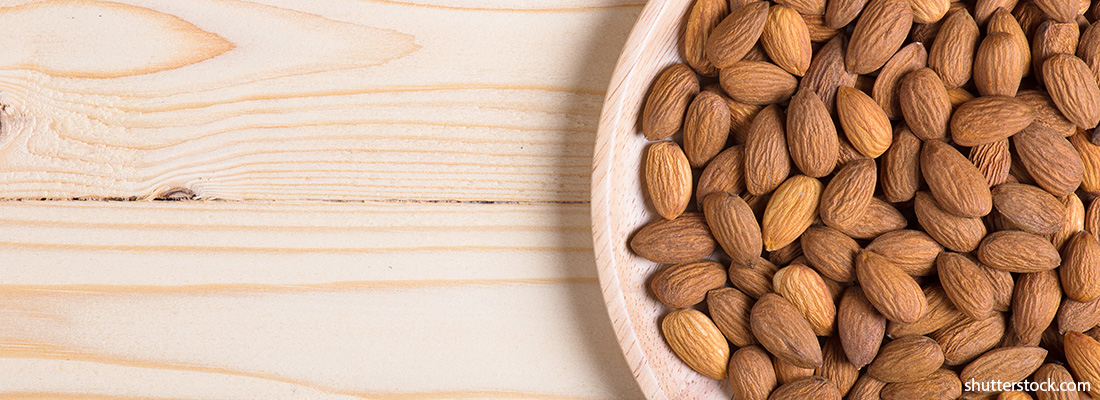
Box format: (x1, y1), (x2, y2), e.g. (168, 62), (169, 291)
(592, 0), (732, 399)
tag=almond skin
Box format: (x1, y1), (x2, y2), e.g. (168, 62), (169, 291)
(1052, 193), (1086, 251)
(949, 96), (1036, 147)
(727, 346), (778, 400)
(703, 192), (762, 262)
(977, 230), (1061, 273)
(960, 346), (1047, 393)
(1016, 89), (1076, 138)
(708, 287), (757, 346)
(697, 145), (745, 201)
(991, 183), (1066, 235)
(819, 158), (876, 230)
(650, 261), (727, 308)
(838, 286), (886, 368)
(800, 34), (858, 113)
(880, 369), (962, 400)
(1058, 296), (1100, 334)
(1044, 53), (1100, 130)
(769, 377), (842, 400)
(833, 197), (907, 239)
(887, 285), (966, 337)
(1062, 231), (1100, 302)
(774, 264), (836, 336)
(786, 88), (839, 178)
(630, 213), (716, 264)
(720, 61), (798, 105)
(744, 105), (792, 195)
(761, 4), (812, 76)
(986, 8), (1031, 79)
(1031, 21), (1080, 83)
(846, 0), (913, 74)
(729, 256), (779, 299)
(936, 252), (995, 320)
(881, 126), (922, 202)
(931, 313), (1007, 366)
(661, 309), (731, 380)
(705, 1), (769, 69)
(1033, 0), (1077, 23)
(825, 0), (870, 29)
(848, 375), (887, 400)
(874, 43), (928, 120)
(865, 229), (944, 276)
(683, 91), (731, 167)
(774, 0), (826, 16)
(682, 0), (729, 76)
(969, 139), (1012, 187)
(838, 86), (893, 158)
(899, 68), (951, 141)
(1014, 123), (1084, 196)
(1011, 270), (1062, 346)
(801, 226), (859, 282)
(1065, 332), (1100, 398)
(907, 0), (949, 24)
(802, 14), (838, 43)
(1032, 364), (1080, 400)
(867, 335), (945, 383)
(750, 293), (824, 369)
(762, 175), (823, 251)
(1072, 130), (1100, 196)
(1079, 21), (1100, 85)
(644, 141), (692, 220)
(974, 32), (1026, 97)
(720, 91), (764, 144)
(928, 9), (980, 89)
(982, 263), (1015, 312)
(815, 337), (859, 396)
(641, 64), (699, 140)
(856, 250), (927, 324)
(773, 357), (816, 385)
(920, 139), (993, 218)
(913, 191), (987, 252)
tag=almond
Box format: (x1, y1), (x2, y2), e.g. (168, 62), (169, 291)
(978, 230), (1061, 273)
(874, 43), (929, 120)
(969, 139), (1013, 187)
(1044, 53), (1100, 130)
(866, 229), (944, 276)
(1061, 231), (1100, 302)
(729, 255), (779, 298)
(898, 68), (951, 140)
(838, 286), (887, 368)
(1011, 270), (1062, 346)
(706, 1), (769, 68)
(982, 263), (1015, 312)
(801, 226), (859, 282)
(641, 64), (699, 140)
(645, 141), (693, 219)
(1032, 364), (1080, 400)
(1058, 296), (1100, 334)
(931, 313), (1007, 366)
(991, 183), (1065, 235)
(1014, 123), (1084, 196)
(727, 346), (778, 400)
(770, 376), (842, 400)
(1013, 1), (1046, 40)
(887, 285), (966, 337)
(975, 0), (1019, 26)
(769, 240), (804, 266)
(881, 126), (923, 202)
(908, 0), (949, 24)
(1052, 193), (1086, 251)
(775, 264), (836, 336)
(1033, 0), (1077, 22)
(986, 8), (1032, 78)
(920, 139), (993, 218)
(683, 91), (731, 167)
(960, 346), (1047, 394)
(1072, 130), (1100, 195)
(630, 213), (717, 264)
(880, 369), (962, 400)
(825, 0), (870, 29)
(745, 105), (792, 195)
(820, 158), (876, 229)
(721, 62), (799, 106)
(800, 34), (858, 113)
(719, 90), (764, 143)
(815, 336), (860, 396)
(802, 14), (839, 43)
(937, 252), (996, 320)
(751, 293), (825, 368)
(949, 96), (1036, 147)
(697, 145), (746, 201)
(774, 357), (816, 384)
(661, 308), (731, 380)
(846, 0), (913, 74)
(683, 0), (729, 76)
(762, 175), (823, 251)
(1088, 197), (1100, 240)
(974, 32), (1027, 96)
(856, 250), (927, 324)
(848, 375), (887, 400)
(703, 192), (763, 261)
(1032, 21), (1080, 83)
(787, 88), (839, 178)
(928, 9), (979, 89)
(1078, 22), (1100, 85)
(761, 4), (812, 76)
(650, 261), (727, 308)
(709, 287), (757, 346)
(913, 191), (988, 252)
(1066, 332), (1100, 398)
(833, 197), (907, 239)
(867, 335), (945, 382)
(775, 0), (826, 16)
(838, 86), (893, 158)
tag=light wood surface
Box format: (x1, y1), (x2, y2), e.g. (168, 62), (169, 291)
(0, 0), (648, 398)
(592, 0), (733, 399)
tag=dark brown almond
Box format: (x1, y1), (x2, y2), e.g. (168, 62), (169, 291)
(1062, 231), (1100, 302)
(1044, 54), (1100, 129)
(899, 68), (951, 140)
(974, 32), (1027, 97)
(1013, 1), (1046, 39)
(866, 230), (943, 276)
(1011, 270), (1062, 346)
(630, 214), (716, 264)
(787, 88), (839, 178)
(683, 91), (731, 167)
(703, 192), (763, 261)
(913, 191), (987, 252)
(706, 1), (770, 68)
(800, 34), (858, 113)
(641, 64), (699, 140)
(815, 336), (859, 396)
(950, 96), (1036, 147)
(838, 86), (893, 158)
(868, 335), (945, 383)
(801, 226), (859, 282)
(856, 250), (927, 324)
(1088, 197), (1100, 240)
(708, 287), (757, 347)
(770, 240), (804, 266)
(960, 346), (1047, 393)
(887, 285), (966, 337)
(833, 197), (907, 239)
(697, 145), (746, 201)
(936, 252), (995, 320)
(920, 139), (993, 218)
(874, 43), (929, 119)
(820, 159), (876, 229)
(977, 230), (1061, 273)
(931, 313), (1007, 366)
(969, 139), (1013, 187)
(745, 105), (792, 195)
(769, 376), (842, 400)
(728, 257), (778, 300)
(880, 369), (962, 400)
(645, 141), (692, 220)
(992, 183), (1066, 235)
(928, 9), (980, 89)
(846, 0), (913, 74)
(751, 293), (824, 369)
(683, 0), (729, 76)
(838, 286), (886, 368)
(1014, 123), (1085, 196)
(651, 261), (727, 308)
(761, 4), (812, 76)
(727, 346), (778, 400)
(881, 126), (922, 202)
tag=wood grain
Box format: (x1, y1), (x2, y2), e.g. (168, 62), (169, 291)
(0, 201), (643, 399)
(0, 0), (642, 202)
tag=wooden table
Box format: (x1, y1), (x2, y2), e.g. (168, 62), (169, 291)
(0, 1), (647, 398)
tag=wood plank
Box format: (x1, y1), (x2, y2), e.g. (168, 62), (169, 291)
(0, 201), (644, 399)
(0, 0), (643, 201)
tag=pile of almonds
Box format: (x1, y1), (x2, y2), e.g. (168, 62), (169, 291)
(632, 0), (1100, 397)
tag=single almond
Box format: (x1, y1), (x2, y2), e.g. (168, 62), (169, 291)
(774, 264), (836, 336)
(762, 175), (823, 251)
(867, 335), (945, 383)
(931, 313), (1007, 366)
(856, 250), (927, 324)
(1078, 21), (1100, 85)
(641, 64), (699, 140)
(1033, 0), (1078, 22)
(661, 309), (731, 380)
(1011, 270), (1062, 346)
(773, 357), (816, 385)
(815, 336), (860, 396)
(937, 252), (996, 320)
(697, 145), (746, 201)
(986, 8), (1032, 78)
(825, 0), (870, 28)
(650, 261), (727, 308)
(761, 4), (812, 76)
(801, 14), (839, 43)
(880, 126), (921, 202)
(630, 213), (716, 264)
(928, 9), (979, 89)
(720, 61), (799, 105)
(774, 0), (826, 16)
(1014, 123), (1084, 196)
(703, 192), (762, 261)
(899, 68), (952, 141)
(644, 141), (692, 220)
(865, 229), (943, 276)
(751, 293), (824, 368)
(1052, 193), (1086, 251)
(949, 96), (1035, 147)
(833, 197), (907, 239)
(1062, 231), (1100, 302)
(683, 0), (729, 76)
(880, 369), (962, 400)
(729, 256), (778, 299)
(718, 90), (764, 144)
(744, 105), (792, 195)
(907, 0), (949, 24)
(1044, 53), (1100, 130)
(1088, 196), (1100, 240)
(992, 183), (1066, 235)
(769, 240), (804, 266)
(708, 287), (757, 346)
(837, 86), (893, 158)
(1071, 130), (1100, 196)
(1058, 296), (1100, 334)
(838, 286), (886, 368)
(874, 42), (928, 119)
(801, 226), (859, 282)
(846, 0), (913, 74)
(770, 377), (842, 400)
(1033, 364), (1081, 400)
(887, 285), (966, 337)
(969, 139), (1013, 187)
(848, 375), (887, 400)
(727, 345), (778, 400)
(820, 158), (876, 229)
(705, 1), (770, 68)
(981, 263), (1015, 312)
(974, 32), (1026, 96)
(1065, 332), (1100, 398)
(960, 346), (1047, 393)
(800, 34), (858, 113)
(977, 230), (1061, 273)
(913, 191), (987, 252)
(786, 88), (839, 178)
(920, 139), (993, 218)
(683, 91), (731, 167)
